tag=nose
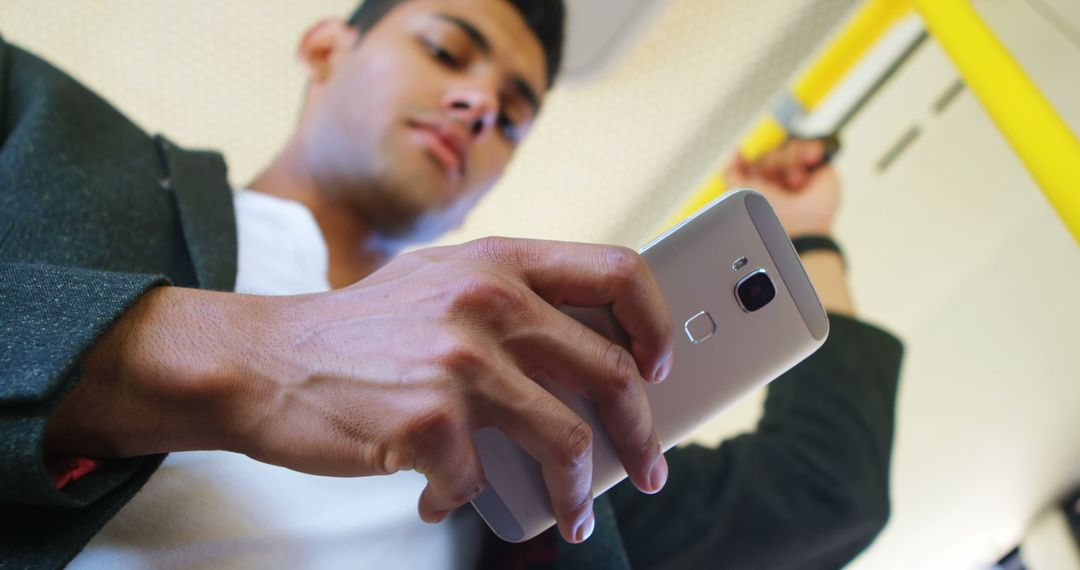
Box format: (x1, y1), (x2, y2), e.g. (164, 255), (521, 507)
(443, 83), (499, 140)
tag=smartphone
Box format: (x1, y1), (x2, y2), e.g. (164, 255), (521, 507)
(470, 189), (829, 542)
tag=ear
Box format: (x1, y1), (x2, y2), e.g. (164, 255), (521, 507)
(297, 19), (359, 85)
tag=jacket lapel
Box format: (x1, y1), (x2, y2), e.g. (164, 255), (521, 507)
(154, 135), (237, 292)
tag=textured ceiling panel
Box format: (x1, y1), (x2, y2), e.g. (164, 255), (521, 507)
(0, 0), (355, 193)
(0, 0), (855, 249)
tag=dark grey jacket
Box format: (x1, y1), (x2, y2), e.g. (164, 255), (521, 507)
(0, 36), (904, 570)
(0, 35), (235, 568)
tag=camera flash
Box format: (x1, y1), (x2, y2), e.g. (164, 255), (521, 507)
(732, 256), (748, 271)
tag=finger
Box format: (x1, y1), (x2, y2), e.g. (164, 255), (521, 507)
(465, 238), (674, 384)
(755, 144), (789, 184)
(774, 140), (808, 189)
(507, 303), (667, 495)
(725, 154), (749, 187)
(723, 164), (742, 187)
(755, 139), (827, 188)
(478, 366), (597, 544)
(732, 152), (750, 177)
(800, 138), (827, 166)
(744, 157), (764, 182)
(412, 422), (487, 523)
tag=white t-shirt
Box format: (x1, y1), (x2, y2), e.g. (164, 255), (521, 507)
(69, 189), (484, 570)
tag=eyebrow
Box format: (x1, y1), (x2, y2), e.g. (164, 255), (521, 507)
(434, 13), (540, 115)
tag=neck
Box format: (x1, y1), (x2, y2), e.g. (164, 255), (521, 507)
(248, 137), (388, 289)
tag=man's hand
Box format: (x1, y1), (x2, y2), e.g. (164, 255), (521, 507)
(723, 138), (854, 315)
(724, 138), (839, 238)
(46, 237), (674, 544)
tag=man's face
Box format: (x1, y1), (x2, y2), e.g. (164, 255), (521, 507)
(300, 0), (548, 241)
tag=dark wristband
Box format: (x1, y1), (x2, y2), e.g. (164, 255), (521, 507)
(791, 235), (844, 263)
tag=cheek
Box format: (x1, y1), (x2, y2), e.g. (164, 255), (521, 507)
(337, 55), (447, 152)
(307, 64), (406, 175)
(335, 61), (399, 136)
(345, 42), (443, 115)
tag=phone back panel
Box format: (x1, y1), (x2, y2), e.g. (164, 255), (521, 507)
(472, 190), (829, 542)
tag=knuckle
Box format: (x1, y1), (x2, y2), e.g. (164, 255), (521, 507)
(558, 490), (594, 519)
(449, 272), (525, 314)
(453, 272), (504, 302)
(571, 493), (594, 517)
(433, 338), (487, 377)
(467, 236), (540, 270)
(558, 419), (593, 470)
(406, 409), (460, 445)
(381, 444), (413, 474)
(604, 343), (639, 386)
(633, 431), (659, 461)
(603, 246), (645, 286)
(467, 236), (514, 263)
(402, 410), (469, 473)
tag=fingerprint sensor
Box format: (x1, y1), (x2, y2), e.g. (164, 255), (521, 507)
(684, 311), (716, 344)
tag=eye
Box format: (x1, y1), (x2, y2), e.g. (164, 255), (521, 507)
(497, 113), (521, 144)
(425, 40), (461, 68)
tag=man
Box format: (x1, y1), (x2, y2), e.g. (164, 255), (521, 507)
(0, 0), (902, 568)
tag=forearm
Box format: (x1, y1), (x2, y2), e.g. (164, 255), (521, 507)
(755, 249), (898, 521)
(44, 286), (260, 458)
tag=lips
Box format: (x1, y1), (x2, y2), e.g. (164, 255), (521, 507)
(410, 119), (468, 178)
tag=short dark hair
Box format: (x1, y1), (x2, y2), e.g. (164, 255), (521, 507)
(347, 0), (566, 87)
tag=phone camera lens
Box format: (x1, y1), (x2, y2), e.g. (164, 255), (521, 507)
(735, 270), (776, 312)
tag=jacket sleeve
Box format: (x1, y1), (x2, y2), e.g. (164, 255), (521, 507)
(0, 37), (212, 569)
(607, 314), (904, 570)
(0, 35), (173, 512)
(1, 33), (7, 135)
(0, 262), (168, 507)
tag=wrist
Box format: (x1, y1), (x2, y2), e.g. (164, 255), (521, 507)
(798, 250), (855, 317)
(46, 287), (260, 458)
(791, 235), (844, 264)
(150, 287), (273, 455)
(788, 228), (834, 240)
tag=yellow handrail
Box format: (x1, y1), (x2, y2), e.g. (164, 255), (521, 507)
(665, 0), (911, 228)
(792, 0), (912, 113)
(912, 0), (1080, 244)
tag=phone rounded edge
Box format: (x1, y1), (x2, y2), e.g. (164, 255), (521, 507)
(739, 189), (830, 342)
(470, 486), (547, 544)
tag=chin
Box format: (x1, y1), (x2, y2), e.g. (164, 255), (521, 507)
(366, 192), (439, 238)
(392, 172), (456, 219)
(362, 156), (464, 239)
(372, 194), (462, 246)
(368, 210), (458, 254)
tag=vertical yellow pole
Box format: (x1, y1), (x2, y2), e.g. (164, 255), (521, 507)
(912, 0), (1080, 244)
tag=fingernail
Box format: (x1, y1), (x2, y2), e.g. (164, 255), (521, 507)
(648, 454), (668, 493)
(651, 351), (673, 383)
(574, 511), (595, 543)
(424, 509), (450, 524)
